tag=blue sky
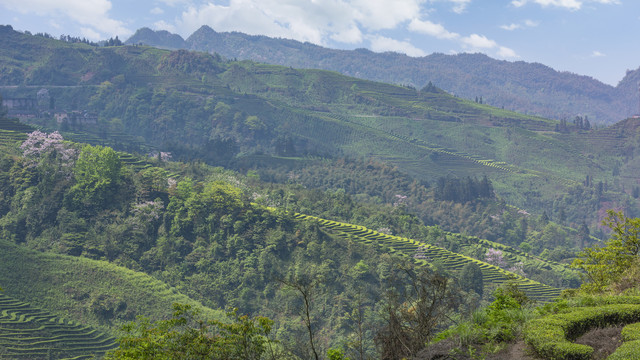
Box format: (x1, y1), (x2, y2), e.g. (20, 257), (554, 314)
(0, 0), (635, 86)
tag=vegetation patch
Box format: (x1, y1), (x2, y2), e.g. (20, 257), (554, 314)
(0, 292), (116, 359)
(524, 302), (640, 360)
(295, 212), (564, 302)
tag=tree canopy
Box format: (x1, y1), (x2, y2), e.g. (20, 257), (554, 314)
(104, 303), (274, 360)
(69, 144), (123, 210)
(571, 210), (640, 292)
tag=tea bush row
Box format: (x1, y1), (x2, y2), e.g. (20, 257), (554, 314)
(524, 303), (640, 359)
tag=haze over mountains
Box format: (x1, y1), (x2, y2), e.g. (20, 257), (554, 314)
(127, 26), (640, 126)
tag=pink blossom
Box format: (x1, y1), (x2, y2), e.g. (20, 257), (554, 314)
(20, 130), (77, 165)
(485, 248), (507, 268)
(414, 245), (429, 260)
(160, 152), (172, 162)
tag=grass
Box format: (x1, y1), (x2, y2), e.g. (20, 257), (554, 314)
(0, 238), (226, 340)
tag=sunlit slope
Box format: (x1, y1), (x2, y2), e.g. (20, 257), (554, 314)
(293, 213), (570, 302)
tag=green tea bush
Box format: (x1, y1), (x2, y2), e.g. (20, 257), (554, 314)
(525, 304), (640, 360)
(608, 322), (640, 360)
(621, 322), (640, 341)
(607, 340), (640, 360)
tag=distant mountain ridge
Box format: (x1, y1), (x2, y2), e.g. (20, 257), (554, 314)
(126, 26), (640, 125)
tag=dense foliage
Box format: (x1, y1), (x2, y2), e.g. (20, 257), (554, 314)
(105, 304), (275, 360)
(4, 25), (640, 236)
(0, 132), (486, 358)
(5, 26), (640, 359)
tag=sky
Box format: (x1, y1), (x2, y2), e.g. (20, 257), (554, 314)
(0, 0), (637, 86)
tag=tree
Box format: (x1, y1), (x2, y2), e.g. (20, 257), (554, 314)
(104, 303), (274, 360)
(571, 210), (640, 292)
(69, 144), (122, 210)
(280, 273), (321, 360)
(460, 262), (484, 297)
(375, 264), (460, 359)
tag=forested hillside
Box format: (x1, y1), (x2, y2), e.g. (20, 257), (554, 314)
(4, 25), (640, 239)
(4, 24), (640, 359)
(127, 26), (636, 125)
(0, 116), (579, 358)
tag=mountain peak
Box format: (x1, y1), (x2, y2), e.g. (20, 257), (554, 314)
(194, 25), (216, 34)
(125, 27), (185, 49)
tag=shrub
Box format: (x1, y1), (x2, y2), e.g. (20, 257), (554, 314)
(524, 304), (640, 360)
(621, 322), (640, 341)
(607, 340), (640, 360)
(608, 322), (640, 360)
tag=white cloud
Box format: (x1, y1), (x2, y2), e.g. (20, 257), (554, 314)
(80, 27), (101, 41)
(448, 0), (472, 13)
(150, 7), (164, 15)
(157, 0), (189, 6)
(459, 34), (519, 59)
(174, 0), (426, 45)
(461, 33), (497, 49)
(369, 35), (426, 57)
(497, 46), (519, 58)
(590, 50), (606, 57)
(350, 0), (423, 30)
(153, 20), (177, 33)
(408, 18), (459, 39)
(0, 0), (129, 37)
(500, 23), (521, 31)
(500, 19), (539, 30)
(330, 25), (363, 44)
(511, 0), (619, 10)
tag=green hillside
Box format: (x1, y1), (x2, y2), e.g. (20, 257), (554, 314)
(293, 212), (568, 302)
(0, 115), (582, 358)
(127, 26), (631, 125)
(3, 24), (640, 359)
(0, 239), (225, 334)
(0, 292), (116, 359)
(2, 26), (638, 234)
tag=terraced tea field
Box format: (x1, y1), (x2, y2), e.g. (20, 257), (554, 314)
(0, 293), (116, 359)
(0, 118), (33, 147)
(294, 213), (564, 302)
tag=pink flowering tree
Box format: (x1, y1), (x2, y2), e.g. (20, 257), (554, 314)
(485, 248), (507, 268)
(485, 248), (527, 277)
(20, 130), (77, 165)
(393, 194), (408, 207)
(414, 245), (429, 260)
(160, 152), (172, 162)
(507, 262), (526, 277)
(129, 200), (165, 236)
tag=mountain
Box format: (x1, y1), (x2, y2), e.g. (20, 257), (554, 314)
(5, 24), (640, 359)
(126, 27), (186, 49)
(125, 25), (636, 125)
(3, 24), (639, 231)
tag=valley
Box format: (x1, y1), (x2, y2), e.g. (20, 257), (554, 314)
(1, 24), (640, 359)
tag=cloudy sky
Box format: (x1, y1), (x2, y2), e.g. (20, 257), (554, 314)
(0, 0), (636, 85)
